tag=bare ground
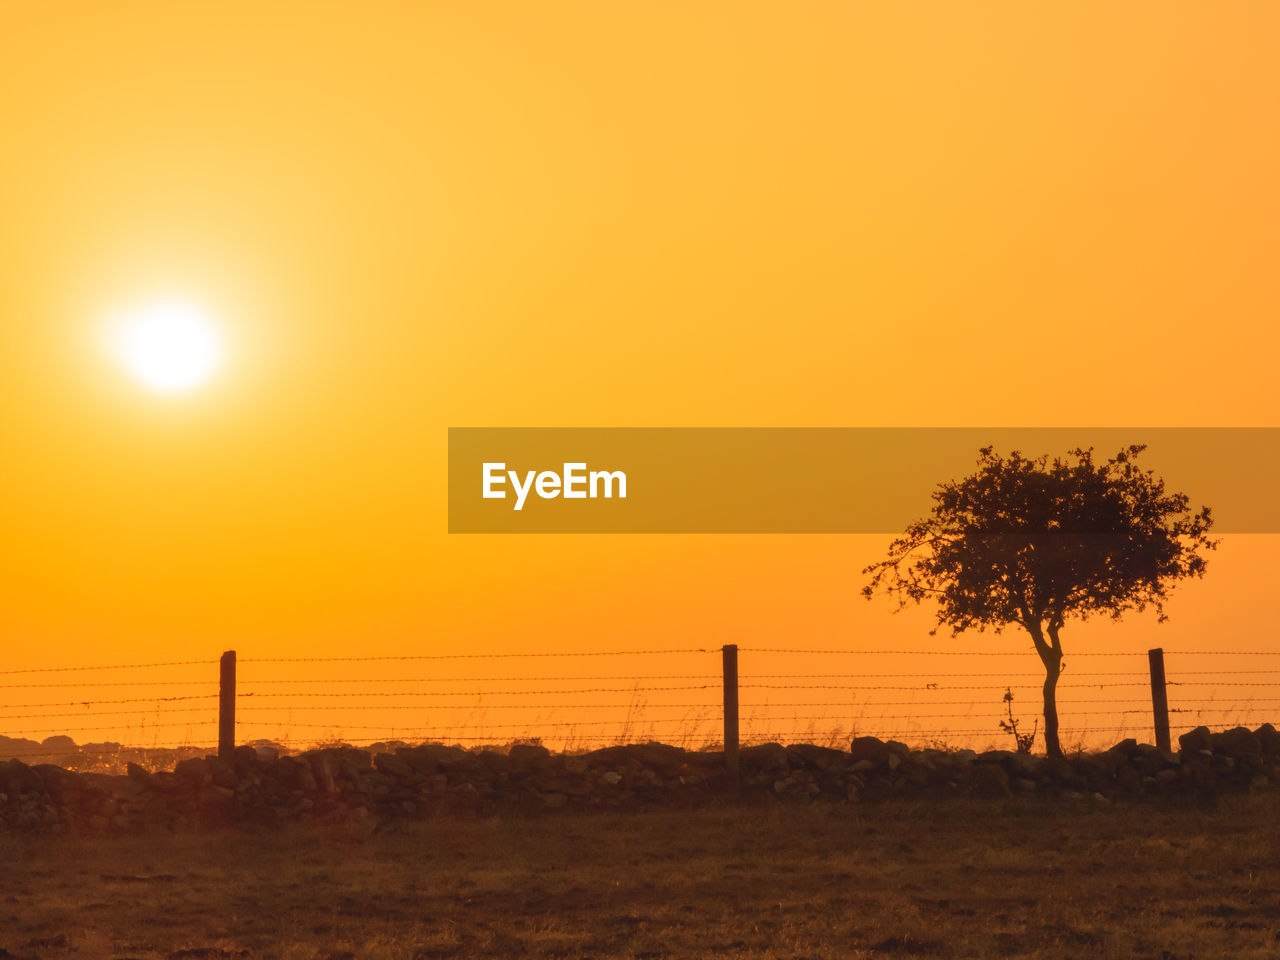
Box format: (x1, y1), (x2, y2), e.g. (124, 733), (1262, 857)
(2, 793), (1278, 960)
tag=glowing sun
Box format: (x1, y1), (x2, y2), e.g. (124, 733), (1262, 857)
(110, 301), (225, 394)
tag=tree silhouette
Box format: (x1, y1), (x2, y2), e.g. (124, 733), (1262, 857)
(863, 445), (1217, 758)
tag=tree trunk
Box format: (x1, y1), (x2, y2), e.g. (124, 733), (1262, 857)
(1021, 616), (1065, 758)
(1041, 650), (1063, 758)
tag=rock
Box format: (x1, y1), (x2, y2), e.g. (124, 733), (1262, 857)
(277, 756), (315, 791)
(418, 743), (481, 773)
(1133, 744), (1175, 775)
(373, 753), (415, 778)
(1078, 749), (1123, 783)
(30, 765), (75, 798)
(1179, 726), (1213, 754)
(741, 743), (789, 774)
(1212, 727), (1262, 762)
(627, 742), (686, 771)
(232, 745), (261, 773)
(1043, 757), (1080, 786)
(1256, 724), (1280, 755)
(507, 743), (552, 775)
(311, 754), (337, 793)
(477, 750), (510, 774)
(580, 745), (637, 768)
(395, 745), (439, 775)
(600, 771), (623, 786)
(306, 747), (372, 783)
(850, 737), (890, 764)
(174, 757), (212, 786)
(208, 757), (238, 789)
(1006, 752), (1045, 779)
(150, 772), (182, 792)
(786, 743), (849, 774)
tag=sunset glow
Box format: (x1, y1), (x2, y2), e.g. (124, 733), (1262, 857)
(0, 2), (1277, 753)
(4, 6), (1279, 955)
(109, 301), (224, 394)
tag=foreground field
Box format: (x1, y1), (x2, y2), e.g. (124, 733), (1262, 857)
(3, 795), (1279, 960)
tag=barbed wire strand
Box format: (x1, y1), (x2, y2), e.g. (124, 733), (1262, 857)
(4, 722), (218, 734)
(745, 682), (1280, 691)
(743, 648), (1280, 657)
(250, 674), (722, 683)
(0, 708), (236, 721)
(239, 698), (720, 708)
(0, 695), (220, 709)
(742, 649), (1141, 656)
(0, 681), (220, 689)
(0, 660), (217, 675)
(241, 649), (714, 663)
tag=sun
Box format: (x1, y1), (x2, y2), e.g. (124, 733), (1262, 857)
(110, 301), (225, 394)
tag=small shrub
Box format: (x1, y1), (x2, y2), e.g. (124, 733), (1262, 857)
(999, 687), (1038, 754)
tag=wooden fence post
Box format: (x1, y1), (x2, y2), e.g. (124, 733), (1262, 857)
(722, 643), (740, 796)
(219, 650), (237, 760)
(1148, 647), (1171, 752)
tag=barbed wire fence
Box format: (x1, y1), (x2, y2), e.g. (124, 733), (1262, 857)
(2, 646), (1279, 770)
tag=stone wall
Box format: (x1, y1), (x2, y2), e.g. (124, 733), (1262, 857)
(2, 724), (1277, 832)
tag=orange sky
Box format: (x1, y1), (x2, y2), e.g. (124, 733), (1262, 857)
(1, 3), (1277, 750)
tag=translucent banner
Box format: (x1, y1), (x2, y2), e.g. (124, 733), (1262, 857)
(447, 428), (1280, 533)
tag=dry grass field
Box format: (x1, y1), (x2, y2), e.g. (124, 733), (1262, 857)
(3, 794), (1279, 960)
